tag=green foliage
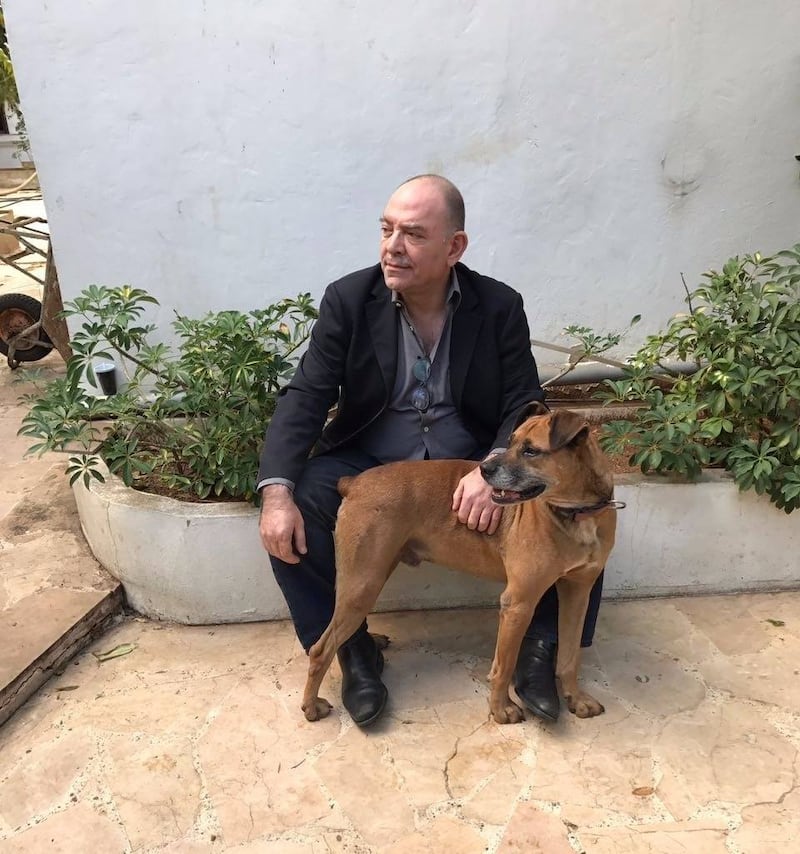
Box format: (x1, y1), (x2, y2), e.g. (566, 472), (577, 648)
(562, 316), (640, 357)
(19, 285), (317, 503)
(0, 8), (18, 106)
(596, 246), (800, 512)
(542, 315), (640, 388)
(0, 5), (28, 153)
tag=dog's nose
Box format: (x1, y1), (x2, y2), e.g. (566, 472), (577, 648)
(480, 458), (498, 479)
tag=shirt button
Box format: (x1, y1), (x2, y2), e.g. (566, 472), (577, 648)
(423, 427), (429, 433)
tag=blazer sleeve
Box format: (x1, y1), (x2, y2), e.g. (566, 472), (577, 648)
(492, 292), (546, 449)
(256, 283), (350, 485)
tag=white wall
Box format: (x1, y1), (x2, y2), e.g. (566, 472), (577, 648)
(5, 0), (800, 350)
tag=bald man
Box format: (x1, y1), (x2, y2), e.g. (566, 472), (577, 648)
(257, 175), (603, 726)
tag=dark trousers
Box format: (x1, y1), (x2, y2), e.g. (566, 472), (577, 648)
(269, 447), (604, 652)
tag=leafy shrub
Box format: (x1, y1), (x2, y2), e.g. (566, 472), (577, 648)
(19, 285), (317, 502)
(598, 246), (800, 512)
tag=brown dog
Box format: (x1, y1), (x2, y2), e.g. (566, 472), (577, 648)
(302, 401), (620, 725)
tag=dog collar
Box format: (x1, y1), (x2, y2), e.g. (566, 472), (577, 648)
(548, 499), (627, 522)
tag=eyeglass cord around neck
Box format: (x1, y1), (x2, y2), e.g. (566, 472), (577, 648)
(397, 303), (434, 413)
(397, 302), (431, 361)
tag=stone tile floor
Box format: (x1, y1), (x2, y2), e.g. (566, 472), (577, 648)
(1, 591), (799, 853)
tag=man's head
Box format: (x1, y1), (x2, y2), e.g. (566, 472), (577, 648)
(379, 175), (468, 299)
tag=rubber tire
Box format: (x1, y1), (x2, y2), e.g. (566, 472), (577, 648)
(0, 292), (53, 363)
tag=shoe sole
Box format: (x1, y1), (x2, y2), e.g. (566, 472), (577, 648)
(520, 700), (559, 723)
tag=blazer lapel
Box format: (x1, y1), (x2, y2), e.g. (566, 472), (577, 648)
(449, 269), (483, 408)
(366, 282), (398, 397)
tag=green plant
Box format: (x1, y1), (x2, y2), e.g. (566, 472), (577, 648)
(19, 285), (318, 502)
(597, 246), (800, 512)
(0, 4), (29, 154)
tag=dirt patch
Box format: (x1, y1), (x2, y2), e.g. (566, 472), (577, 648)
(545, 383), (607, 403)
(128, 475), (246, 503)
(0, 467), (85, 541)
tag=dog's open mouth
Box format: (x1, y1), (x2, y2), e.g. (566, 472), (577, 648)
(490, 483), (547, 505)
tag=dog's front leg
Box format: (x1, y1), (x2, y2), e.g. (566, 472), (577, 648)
(555, 568), (605, 718)
(488, 584), (542, 724)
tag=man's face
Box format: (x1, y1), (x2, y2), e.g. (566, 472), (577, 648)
(379, 180), (466, 297)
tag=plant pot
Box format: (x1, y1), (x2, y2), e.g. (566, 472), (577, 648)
(71, 464), (505, 624)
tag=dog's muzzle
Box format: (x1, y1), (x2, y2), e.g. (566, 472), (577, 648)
(480, 458), (548, 505)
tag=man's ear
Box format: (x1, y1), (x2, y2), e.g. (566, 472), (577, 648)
(512, 400), (549, 432)
(447, 231), (469, 265)
(548, 409), (589, 451)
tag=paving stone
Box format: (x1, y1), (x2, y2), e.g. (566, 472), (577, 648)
(104, 733), (201, 850)
(198, 676), (340, 846)
(656, 696), (798, 808)
(0, 802), (127, 853)
(496, 804), (574, 853)
(385, 815), (486, 853)
(0, 728), (95, 829)
(314, 724), (416, 848)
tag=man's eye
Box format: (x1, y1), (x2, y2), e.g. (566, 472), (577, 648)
(380, 227), (392, 237)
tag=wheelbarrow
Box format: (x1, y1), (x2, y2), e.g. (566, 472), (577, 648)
(0, 217), (72, 369)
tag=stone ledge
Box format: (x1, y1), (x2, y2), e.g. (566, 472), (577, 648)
(0, 586), (123, 727)
(72, 467), (800, 625)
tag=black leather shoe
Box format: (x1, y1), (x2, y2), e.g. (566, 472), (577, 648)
(513, 636), (560, 722)
(337, 632), (388, 727)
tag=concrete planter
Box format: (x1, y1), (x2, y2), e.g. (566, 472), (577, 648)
(72, 467), (800, 625)
(71, 466), (506, 624)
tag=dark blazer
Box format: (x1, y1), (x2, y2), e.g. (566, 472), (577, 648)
(257, 261), (545, 485)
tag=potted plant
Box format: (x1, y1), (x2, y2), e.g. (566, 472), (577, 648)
(19, 284), (317, 502)
(524, 244), (800, 600)
(16, 285), (318, 624)
(593, 244), (800, 514)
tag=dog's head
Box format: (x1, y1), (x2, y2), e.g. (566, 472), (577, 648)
(480, 401), (613, 506)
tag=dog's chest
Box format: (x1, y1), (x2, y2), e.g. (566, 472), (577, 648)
(572, 519), (603, 551)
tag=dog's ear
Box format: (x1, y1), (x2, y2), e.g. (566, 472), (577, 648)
(512, 400), (549, 432)
(548, 409), (589, 451)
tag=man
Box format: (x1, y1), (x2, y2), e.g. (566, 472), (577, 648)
(257, 175), (603, 727)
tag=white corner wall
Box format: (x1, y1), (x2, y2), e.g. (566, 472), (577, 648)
(4, 0), (800, 346)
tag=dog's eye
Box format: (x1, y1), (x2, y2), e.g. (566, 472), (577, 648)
(522, 447), (542, 457)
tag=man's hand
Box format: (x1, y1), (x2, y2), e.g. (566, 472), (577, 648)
(259, 484), (307, 563)
(452, 465), (503, 534)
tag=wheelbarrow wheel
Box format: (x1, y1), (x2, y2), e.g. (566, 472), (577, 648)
(0, 292), (54, 365)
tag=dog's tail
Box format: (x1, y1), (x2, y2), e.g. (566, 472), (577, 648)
(337, 476), (355, 498)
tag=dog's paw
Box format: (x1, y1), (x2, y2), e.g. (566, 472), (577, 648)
(491, 700), (525, 725)
(302, 697), (333, 722)
(566, 693), (605, 718)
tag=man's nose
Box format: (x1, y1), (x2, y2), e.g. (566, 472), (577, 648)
(385, 229), (404, 252)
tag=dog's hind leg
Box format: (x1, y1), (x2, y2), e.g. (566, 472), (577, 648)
(302, 623), (339, 721)
(555, 568), (605, 718)
(302, 592), (389, 722)
(301, 520), (402, 722)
